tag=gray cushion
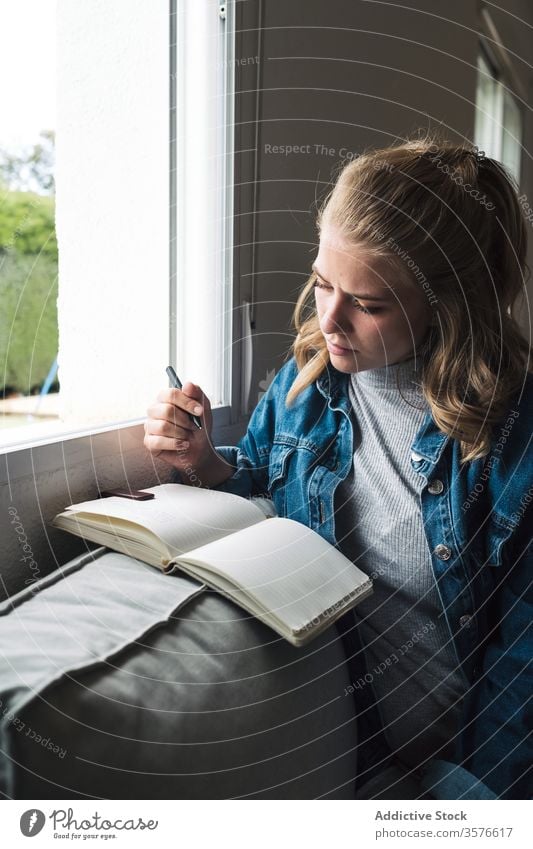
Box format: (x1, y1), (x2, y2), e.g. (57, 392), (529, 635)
(0, 548), (357, 799)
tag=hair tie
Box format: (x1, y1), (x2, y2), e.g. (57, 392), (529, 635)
(471, 145), (486, 166)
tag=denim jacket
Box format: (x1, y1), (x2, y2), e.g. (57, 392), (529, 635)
(213, 357), (532, 799)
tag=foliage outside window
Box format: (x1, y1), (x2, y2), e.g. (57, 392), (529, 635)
(0, 133), (58, 404)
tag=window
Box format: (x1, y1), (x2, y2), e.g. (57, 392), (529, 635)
(474, 49), (523, 185)
(0, 0), (236, 449)
(0, 0), (59, 442)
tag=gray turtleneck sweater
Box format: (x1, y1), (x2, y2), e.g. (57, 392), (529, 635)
(333, 356), (469, 770)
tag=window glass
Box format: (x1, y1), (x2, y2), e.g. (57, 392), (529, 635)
(1, 1), (235, 449)
(474, 53), (501, 159)
(502, 88), (522, 185)
(0, 0), (59, 439)
(474, 49), (522, 185)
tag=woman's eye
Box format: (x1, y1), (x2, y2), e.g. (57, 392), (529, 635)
(352, 302), (381, 315)
(313, 279), (380, 315)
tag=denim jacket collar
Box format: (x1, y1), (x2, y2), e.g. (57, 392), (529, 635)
(315, 361), (350, 407)
(409, 413), (451, 465)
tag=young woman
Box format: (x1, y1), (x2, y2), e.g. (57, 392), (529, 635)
(144, 136), (532, 800)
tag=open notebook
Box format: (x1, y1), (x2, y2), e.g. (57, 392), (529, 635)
(51, 483), (372, 646)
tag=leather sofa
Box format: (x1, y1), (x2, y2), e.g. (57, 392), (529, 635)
(0, 547), (358, 799)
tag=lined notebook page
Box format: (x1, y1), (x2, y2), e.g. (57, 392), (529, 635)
(182, 517), (371, 629)
(61, 484), (267, 556)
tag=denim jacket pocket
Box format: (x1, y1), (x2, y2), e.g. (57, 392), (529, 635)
(267, 443), (295, 515)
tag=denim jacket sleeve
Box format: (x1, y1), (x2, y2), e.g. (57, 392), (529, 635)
(458, 510), (532, 799)
(212, 359), (297, 499)
(414, 505), (532, 801)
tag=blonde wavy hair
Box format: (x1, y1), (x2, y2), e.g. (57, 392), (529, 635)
(285, 132), (532, 464)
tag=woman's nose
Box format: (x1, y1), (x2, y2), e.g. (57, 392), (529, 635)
(321, 300), (351, 335)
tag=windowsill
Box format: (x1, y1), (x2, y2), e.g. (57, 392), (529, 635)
(0, 403), (238, 457)
(0, 415), (148, 455)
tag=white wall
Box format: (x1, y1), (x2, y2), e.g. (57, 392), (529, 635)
(56, 0), (170, 424)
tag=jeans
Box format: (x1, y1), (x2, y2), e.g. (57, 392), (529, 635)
(355, 756), (498, 800)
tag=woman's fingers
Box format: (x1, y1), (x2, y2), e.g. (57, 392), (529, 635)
(178, 382), (208, 413)
(144, 411), (193, 440)
(155, 388), (206, 419)
(144, 384), (213, 472)
(143, 432), (190, 454)
(147, 401), (193, 428)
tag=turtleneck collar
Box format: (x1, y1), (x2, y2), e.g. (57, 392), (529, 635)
(351, 354), (424, 397)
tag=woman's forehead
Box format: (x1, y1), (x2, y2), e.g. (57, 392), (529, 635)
(315, 240), (397, 295)
(316, 229), (421, 300)
(318, 229), (388, 270)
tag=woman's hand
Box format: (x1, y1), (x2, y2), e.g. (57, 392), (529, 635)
(143, 381), (232, 488)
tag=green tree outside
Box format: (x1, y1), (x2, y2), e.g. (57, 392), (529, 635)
(0, 252), (58, 392)
(0, 132), (58, 395)
(0, 191), (57, 259)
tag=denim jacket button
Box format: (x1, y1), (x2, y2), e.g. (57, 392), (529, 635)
(434, 543), (452, 560)
(428, 479), (444, 495)
(459, 614), (473, 628)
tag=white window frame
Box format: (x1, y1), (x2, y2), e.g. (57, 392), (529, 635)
(172, 0), (235, 412)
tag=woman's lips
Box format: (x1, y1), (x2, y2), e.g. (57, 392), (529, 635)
(327, 341), (357, 355)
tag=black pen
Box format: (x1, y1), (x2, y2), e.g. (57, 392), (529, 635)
(166, 366), (203, 429)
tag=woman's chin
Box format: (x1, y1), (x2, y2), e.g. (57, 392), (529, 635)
(327, 350), (360, 372)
